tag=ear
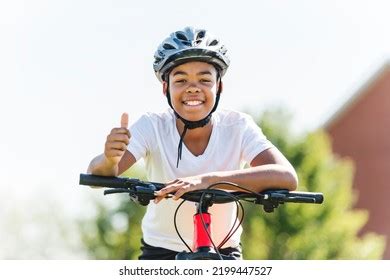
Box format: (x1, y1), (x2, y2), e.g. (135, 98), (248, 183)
(162, 81), (168, 97)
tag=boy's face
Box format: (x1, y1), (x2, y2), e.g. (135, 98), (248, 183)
(163, 61), (221, 122)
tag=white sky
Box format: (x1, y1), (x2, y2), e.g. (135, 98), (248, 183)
(0, 0), (389, 258)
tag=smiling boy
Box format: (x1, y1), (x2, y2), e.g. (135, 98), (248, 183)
(88, 26), (297, 259)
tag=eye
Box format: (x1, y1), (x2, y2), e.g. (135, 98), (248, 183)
(175, 79), (186, 84)
(200, 79), (212, 83)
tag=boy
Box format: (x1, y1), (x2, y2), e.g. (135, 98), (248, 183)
(88, 26), (298, 259)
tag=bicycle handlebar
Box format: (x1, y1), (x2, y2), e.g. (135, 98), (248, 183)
(79, 174), (323, 212)
(79, 174), (166, 189)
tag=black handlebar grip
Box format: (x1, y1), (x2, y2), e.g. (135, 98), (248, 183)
(288, 191), (324, 204)
(79, 174), (128, 188)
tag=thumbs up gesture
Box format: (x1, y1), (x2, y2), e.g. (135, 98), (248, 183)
(104, 113), (131, 165)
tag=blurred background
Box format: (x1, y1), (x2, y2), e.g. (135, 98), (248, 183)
(0, 0), (389, 259)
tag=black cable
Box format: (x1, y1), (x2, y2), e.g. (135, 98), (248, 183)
(171, 181), (267, 258)
(198, 190), (226, 260)
(173, 199), (193, 253)
(200, 182), (253, 251)
(199, 188), (223, 260)
(217, 199), (240, 248)
(206, 191), (243, 251)
(198, 186), (244, 259)
(218, 200), (244, 249)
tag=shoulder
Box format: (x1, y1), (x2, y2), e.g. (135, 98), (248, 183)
(214, 108), (255, 127)
(131, 109), (175, 140)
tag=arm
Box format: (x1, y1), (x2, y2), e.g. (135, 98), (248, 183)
(207, 147), (298, 192)
(87, 113), (136, 179)
(155, 147), (298, 201)
(88, 150), (137, 176)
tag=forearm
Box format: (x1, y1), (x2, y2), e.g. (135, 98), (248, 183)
(207, 164), (298, 192)
(87, 154), (119, 176)
(156, 163), (298, 201)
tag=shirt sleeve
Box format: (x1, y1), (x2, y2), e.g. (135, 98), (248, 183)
(241, 114), (274, 165)
(127, 114), (155, 161)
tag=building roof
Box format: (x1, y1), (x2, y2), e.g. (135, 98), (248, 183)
(323, 61), (390, 130)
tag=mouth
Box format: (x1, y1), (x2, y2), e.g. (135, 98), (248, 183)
(182, 100), (205, 107)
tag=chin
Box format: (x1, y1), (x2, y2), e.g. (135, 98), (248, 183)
(179, 110), (209, 121)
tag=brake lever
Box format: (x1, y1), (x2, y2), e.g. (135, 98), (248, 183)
(104, 189), (132, 195)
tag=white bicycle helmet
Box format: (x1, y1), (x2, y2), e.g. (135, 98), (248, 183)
(153, 26), (230, 82)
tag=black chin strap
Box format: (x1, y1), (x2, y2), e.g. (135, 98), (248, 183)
(166, 77), (222, 168)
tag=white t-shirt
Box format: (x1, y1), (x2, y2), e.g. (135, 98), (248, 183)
(127, 108), (273, 252)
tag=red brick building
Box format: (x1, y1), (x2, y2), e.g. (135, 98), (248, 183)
(324, 62), (390, 259)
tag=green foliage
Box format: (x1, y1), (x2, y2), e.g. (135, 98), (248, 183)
(79, 109), (386, 259)
(241, 109), (386, 259)
(78, 165), (146, 259)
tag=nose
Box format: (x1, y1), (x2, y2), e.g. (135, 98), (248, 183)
(185, 83), (200, 94)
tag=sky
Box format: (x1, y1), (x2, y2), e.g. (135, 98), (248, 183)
(0, 0), (389, 258)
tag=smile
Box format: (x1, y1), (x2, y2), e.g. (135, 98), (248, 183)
(182, 100), (205, 106)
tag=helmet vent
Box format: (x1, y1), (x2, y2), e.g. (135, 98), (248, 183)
(209, 39), (219, 46)
(163, 43), (175, 50)
(196, 30), (205, 40)
(175, 32), (188, 41)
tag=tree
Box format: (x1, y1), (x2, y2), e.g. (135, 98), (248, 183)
(241, 109), (385, 259)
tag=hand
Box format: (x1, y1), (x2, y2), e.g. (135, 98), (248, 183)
(104, 113), (131, 166)
(154, 174), (214, 203)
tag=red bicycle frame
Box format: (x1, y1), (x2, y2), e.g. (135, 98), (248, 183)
(193, 212), (212, 251)
(175, 202), (237, 260)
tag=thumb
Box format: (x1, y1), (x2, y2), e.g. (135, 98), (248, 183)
(120, 113), (129, 128)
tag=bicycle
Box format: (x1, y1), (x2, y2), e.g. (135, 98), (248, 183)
(79, 173), (324, 260)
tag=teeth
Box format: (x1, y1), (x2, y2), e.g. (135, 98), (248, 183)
(184, 100), (203, 106)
